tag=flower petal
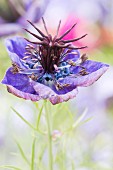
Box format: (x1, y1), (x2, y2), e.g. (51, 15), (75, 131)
(34, 83), (78, 105)
(60, 61), (109, 87)
(82, 60), (109, 73)
(49, 88), (78, 105)
(2, 68), (36, 94)
(71, 60), (109, 74)
(0, 17), (6, 24)
(7, 85), (41, 101)
(0, 23), (21, 37)
(18, 0), (50, 26)
(5, 37), (28, 59)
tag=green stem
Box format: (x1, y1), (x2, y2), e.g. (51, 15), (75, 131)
(45, 100), (53, 170)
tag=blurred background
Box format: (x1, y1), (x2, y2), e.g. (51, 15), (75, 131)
(0, 0), (113, 169)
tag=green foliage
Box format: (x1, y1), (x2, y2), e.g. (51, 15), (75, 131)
(90, 45), (113, 65)
(15, 140), (30, 166)
(0, 89), (112, 170)
(1, 101), (93, 170)
(0, 165), (22, 170)
(31, 138), (36, 170)
(0, 40), (10, 80)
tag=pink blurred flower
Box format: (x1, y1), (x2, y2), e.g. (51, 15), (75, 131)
(59, 15), (101, 52)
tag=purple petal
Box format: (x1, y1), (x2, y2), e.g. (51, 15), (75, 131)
(2, 68), (41, 101)
(0, 23), (21, 37)
(34, 83), (78, 105)
(60, 62), (109, 87)
(71, 60), (109, 74)
(50, 84), (77, 95)
(0, 17), (6, 24)
(49, 88), (78, 105)
(5, 37), (28, 59)
(82, 60), (109, 73)
(4, 50), (26, 69)
(2, 68), (36, 94)
(25, 0), (34, 10)
(2, 68), (78, 104)
(18, 0), (50, 26)
(7, 85), (41, 101)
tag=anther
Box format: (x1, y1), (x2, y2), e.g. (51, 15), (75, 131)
(29, 73), (38, 81)
(68, 60), (76, 66)
(80, 54), (88, 63)
(12, 63), (20, 74)
(55, 81), (70, 90)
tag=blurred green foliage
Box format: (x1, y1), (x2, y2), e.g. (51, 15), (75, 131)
(0, 40), (10, 80)
(90, 45), (113, 65)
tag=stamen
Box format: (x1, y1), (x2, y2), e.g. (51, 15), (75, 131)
(26, 44), (34, 48)
(29, 73), (38, 81)
(67, 60), (76, 66)
(79, 69), (89, 76)
(25, 46), (33, 50)
(80, 54), (88, 63)
(33, 62), (40, 69)
(58, 65), (70, 69)
(55, 81), (70, 90)
(69, 68), (89, 78)
(32, 58), (39, 62)
(23, 56), (31, 60)
(12, 63), (20, 74)
(54, 64), (58, 71)
(24, 52), (32, 55)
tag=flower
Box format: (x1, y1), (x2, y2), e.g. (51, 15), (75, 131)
(2, 19), (109, 104)
(0, 0), (49, 36)
(59, 15), (100, 52)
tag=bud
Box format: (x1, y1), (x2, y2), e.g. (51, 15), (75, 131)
(52, 130), (62, 141)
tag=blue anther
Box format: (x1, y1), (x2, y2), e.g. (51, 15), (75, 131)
(61, 62), (67, 66)
(43, 73), (52, 81)
(29, 63), (34, 69)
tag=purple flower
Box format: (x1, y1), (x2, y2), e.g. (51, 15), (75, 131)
(0, 0), (49, 37)
(2, 19), (109, 104)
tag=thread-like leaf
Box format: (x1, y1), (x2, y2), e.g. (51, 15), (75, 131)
(36, 103), (44, 130)
(63, 108), (88, 133)
(65, 107), (74, 123)
(0, 165), (22, 170)
(11, 107), (36, 131)
(72, 108), (88, 129)
(31, 138), (36, 170)
(15, 140), (30, 166)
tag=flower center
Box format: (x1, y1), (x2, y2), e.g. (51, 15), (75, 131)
(24, 42), (65, 74)
(24, 18), (87, 75)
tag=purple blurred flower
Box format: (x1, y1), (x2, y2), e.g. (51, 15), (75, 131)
(2, 19), (109, 104)
(0, 0), (49, 36)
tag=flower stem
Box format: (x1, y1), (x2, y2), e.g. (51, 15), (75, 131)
(45, 100), (53, 170)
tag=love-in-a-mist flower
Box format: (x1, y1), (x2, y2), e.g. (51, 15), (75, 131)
(2, 19), (109, 104)
(0, 0), (49, 36)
